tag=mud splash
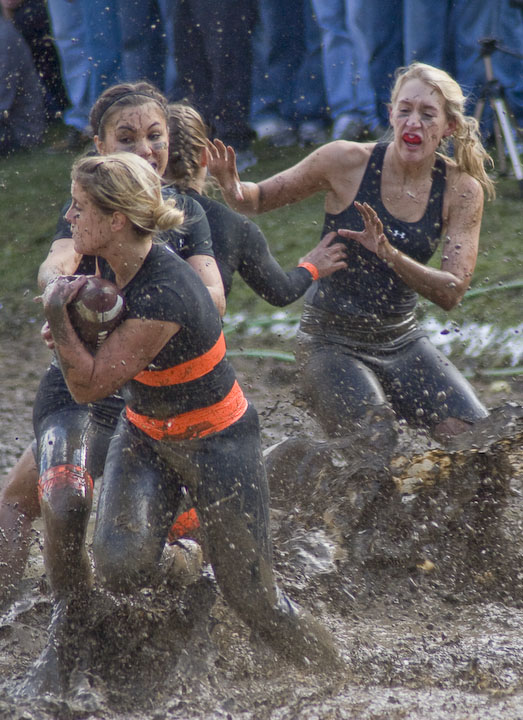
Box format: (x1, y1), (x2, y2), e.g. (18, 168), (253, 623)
(1, 332), (523, 719)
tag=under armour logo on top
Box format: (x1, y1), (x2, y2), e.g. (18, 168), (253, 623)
(389, 229), (407, 240)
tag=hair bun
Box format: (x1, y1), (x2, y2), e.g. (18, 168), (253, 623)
(153, 198), (182, 231)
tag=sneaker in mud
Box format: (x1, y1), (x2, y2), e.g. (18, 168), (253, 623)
(332, 115), (366, 141)
(298, 120), (328, 146)
(162, 538), (204, 586)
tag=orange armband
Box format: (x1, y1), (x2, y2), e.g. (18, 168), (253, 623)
(297, 262), (319, 281)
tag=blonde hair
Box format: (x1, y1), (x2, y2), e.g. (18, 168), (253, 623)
(71, 153), (184, 235)
(390, 62), (496, 200)
(165, 103), (212, 191)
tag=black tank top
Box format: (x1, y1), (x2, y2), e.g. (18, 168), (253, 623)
(305, 143), (446, 317)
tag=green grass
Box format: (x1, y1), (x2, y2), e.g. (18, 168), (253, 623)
(1, 136), (521, 372)
(0, 135), (72, 334)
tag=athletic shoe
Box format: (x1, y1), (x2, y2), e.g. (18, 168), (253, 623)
(162, 539), (204, 586)
(332, 115), (366, 141)
(235, 148), (258, 172)
(298, 120), (328, 146)
(253, 115), (288, 140)
(253, 115), (297, 147)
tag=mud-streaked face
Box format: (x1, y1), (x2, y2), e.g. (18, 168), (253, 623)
(95, 102), (169, 176)
(390, 78), (455, 160)
(65, 181), (113, 256)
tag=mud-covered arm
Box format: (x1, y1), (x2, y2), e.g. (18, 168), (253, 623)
(38, 198), (98, 289)
(165, 192), (226, 315)
(207, 139), (337, 216)
(239, 226), (347, 306)
(37, 238), (84, 290)
(187, 254), (226, 316)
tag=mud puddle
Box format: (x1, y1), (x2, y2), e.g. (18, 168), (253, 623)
(1, 329), (523, 719)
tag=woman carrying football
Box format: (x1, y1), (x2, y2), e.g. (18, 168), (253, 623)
(0, 81), (222, 609)
(38, 152), (340, 682)
(0, 86), (347, 610)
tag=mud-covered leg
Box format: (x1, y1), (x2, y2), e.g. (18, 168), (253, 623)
(0, 444), (40, 605)
(93, 418), (182, 593)
(39, 464), (94, 596)
(195, 405), (343, 669)
(295, 329), (395, 439)
(18, 590), (101, 700)
(22, 398), (105, 698)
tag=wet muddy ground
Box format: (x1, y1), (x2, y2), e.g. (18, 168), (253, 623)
(1, 326), (523, 720)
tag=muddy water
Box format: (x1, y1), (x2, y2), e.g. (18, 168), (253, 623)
(1, 330), (523, 720)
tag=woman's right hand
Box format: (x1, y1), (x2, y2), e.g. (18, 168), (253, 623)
(206, 139), (245, 205)
(41, 275), (87, 336)
(299, 232), (348, 279)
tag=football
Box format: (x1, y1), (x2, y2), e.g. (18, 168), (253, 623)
(68, 276), (125, 350)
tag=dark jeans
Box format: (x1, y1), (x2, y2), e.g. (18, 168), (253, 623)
(173, 0), (257, 149)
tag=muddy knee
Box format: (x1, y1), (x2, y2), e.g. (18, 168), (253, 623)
(38, 465), (94, 595)
(38, 465), (93, 534)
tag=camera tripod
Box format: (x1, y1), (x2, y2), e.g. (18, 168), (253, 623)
(474, 37), (523, 195)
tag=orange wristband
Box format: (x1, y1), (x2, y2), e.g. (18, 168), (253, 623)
(297, 262), (319, 281)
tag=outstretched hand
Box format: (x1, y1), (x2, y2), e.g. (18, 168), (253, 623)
(206, 139), (245, 203)
(337, 202), (388, 259)
(299, 231), (348, 279)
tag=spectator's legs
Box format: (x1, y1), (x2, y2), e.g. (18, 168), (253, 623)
(47, 0), (90, 133)
(310, 0), (380, 136)
(117, 0), (165, 89)
(47, 0), (120, 135)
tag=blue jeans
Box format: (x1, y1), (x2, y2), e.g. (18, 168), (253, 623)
(309, 0), (381, 126)
(157, 0), (177, 99)
(364, 0), (403, 126)
(490, 0), (523, 128)
(403, 0), (492, 118)
(47, 0), (121, 132)
(116, 0), (177, 99)
(117, 0), (164, 90)
(251, 0), (326, 125)
(173, 0), (257, 148)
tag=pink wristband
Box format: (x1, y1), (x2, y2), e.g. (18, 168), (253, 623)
(298, 262), (319, 281)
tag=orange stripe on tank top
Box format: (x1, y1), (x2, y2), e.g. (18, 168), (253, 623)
(133, 332), (226, 386)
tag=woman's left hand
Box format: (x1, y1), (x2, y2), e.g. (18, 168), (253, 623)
(337, 201), (388, 259)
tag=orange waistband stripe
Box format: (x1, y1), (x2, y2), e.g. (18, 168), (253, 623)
(38, 464), (93, 502)
(134, 332), (226, 387)
(126, 380), (248, 440)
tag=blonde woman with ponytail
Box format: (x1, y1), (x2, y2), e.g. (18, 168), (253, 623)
(42, 152), (340, 683)
(208, 61), (493, 440)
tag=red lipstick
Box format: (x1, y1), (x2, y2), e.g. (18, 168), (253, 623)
(402, 133), (421, 145)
